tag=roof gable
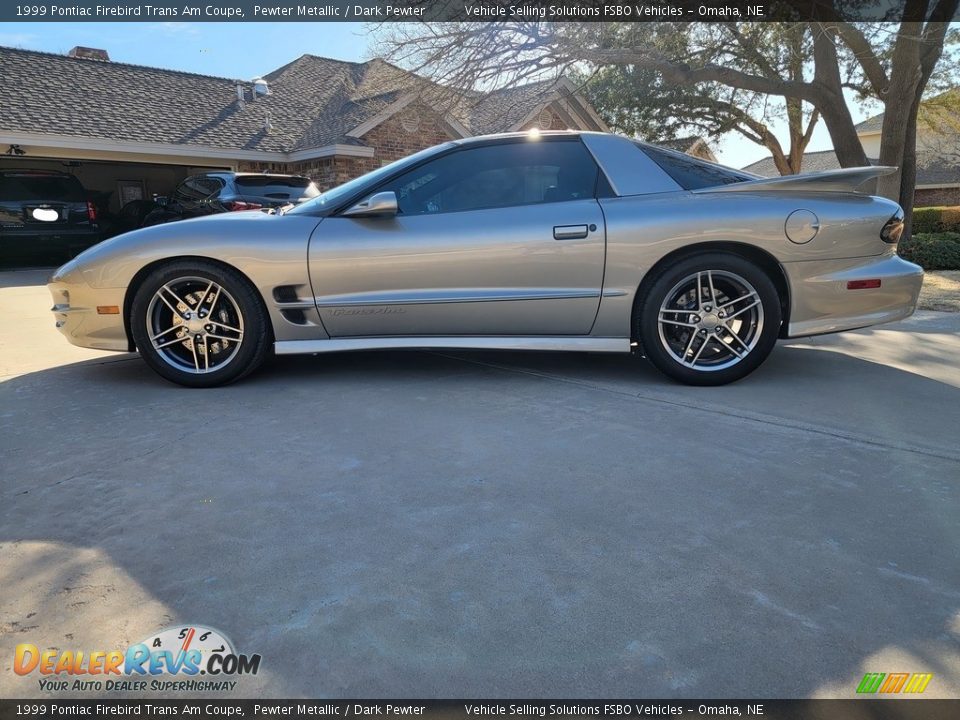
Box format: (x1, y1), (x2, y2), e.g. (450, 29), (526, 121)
(0, 46), (605, 159)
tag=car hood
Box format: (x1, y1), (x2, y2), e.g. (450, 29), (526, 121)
(52, 209), (322, 288)
(82, 210), (283, 255)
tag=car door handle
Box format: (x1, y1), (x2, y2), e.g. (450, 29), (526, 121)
(553, 224), (589, 240)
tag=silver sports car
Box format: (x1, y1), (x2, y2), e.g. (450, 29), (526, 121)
(48, 131), (922, 387)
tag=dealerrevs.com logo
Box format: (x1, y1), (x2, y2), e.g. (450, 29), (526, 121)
(14, 625), (261, 693)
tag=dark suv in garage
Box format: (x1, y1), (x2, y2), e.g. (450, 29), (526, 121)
(143, 171), (320, 226)
(0, 169), (100, 263)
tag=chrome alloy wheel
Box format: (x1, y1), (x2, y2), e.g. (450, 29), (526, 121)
(145, 276), (245, 374)
(656, 270), (764, 372)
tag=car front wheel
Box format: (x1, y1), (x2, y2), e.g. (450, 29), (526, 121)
(130, 260), (272, 387)
(636, 253), (782, 386)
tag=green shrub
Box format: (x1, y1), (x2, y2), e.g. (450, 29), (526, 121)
(912, 206), (960, 234)
(898, 232), (960, 270)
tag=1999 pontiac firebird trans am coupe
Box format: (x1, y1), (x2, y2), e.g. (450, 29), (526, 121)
(48, 131), (922, 388)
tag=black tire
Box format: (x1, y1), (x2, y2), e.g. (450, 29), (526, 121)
(635, 252), (782, 386)
(130, 260), (272, 387)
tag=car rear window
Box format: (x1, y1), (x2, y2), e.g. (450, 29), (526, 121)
(636, 144), (754, 190)
(0, 174), (86, 202)
(235, 176), (320, 201)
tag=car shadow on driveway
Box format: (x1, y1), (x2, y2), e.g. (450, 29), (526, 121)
(1, 345), (959, 698)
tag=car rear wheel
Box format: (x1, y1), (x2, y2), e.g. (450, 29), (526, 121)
(130, 260), (272, 387)
(636, 253), (781, 386)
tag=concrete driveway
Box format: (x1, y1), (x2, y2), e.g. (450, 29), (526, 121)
(1, 268), (959, 699)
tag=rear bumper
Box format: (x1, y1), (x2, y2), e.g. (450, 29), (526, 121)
(48, 275), (130, 352)
(2, 227), (101, 256)
(783, 253), (923, 338)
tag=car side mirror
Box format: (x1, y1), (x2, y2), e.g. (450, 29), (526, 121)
(342, 191), (398, 218)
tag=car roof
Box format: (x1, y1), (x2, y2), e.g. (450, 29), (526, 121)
(451, 130), (593, 147)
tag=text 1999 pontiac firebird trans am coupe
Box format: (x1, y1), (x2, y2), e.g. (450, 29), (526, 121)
(48, 131), (922, 388)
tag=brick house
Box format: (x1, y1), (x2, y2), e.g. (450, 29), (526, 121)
(0, 45), (610, 213)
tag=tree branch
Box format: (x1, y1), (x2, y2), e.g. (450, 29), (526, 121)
(829, 22), (889, 96)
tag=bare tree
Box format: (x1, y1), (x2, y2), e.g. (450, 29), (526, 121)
(377, 2), (959, 231)
(576, 24), (820, 174)
(820, 9), (958, 224)
(377, 21), (869, 164)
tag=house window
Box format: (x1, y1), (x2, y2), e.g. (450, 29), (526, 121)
(400, 111), (421, 133)
(538, 108), (554, 130)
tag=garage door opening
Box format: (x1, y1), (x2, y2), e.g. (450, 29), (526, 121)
(0, 156), (228, 268)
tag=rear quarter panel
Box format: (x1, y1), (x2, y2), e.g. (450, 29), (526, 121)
(593, 190), (901, 336)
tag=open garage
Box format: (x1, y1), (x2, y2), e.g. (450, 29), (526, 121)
(0, 151), (229, 266)
(0, 155), (220, 216)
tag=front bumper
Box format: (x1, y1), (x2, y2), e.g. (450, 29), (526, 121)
(783, 252), (923, 338)
(48, 274), (130, 352)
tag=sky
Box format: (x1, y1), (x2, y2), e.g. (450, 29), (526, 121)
(0, 22), (875, 169)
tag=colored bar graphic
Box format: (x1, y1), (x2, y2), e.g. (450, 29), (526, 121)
(857, 672), (933, 694)
(879, 673), (910, 693)
(903, 673), (934, 693)
(857, 673), (886, 693)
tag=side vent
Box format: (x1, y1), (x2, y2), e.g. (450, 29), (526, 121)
(281, 308), (307, 324)
(273, 285), (312, 326)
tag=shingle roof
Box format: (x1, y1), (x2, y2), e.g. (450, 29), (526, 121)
(855, 113), (884, 133)
(0, 46), (302, 152)
(741, 148), (959, 186)
(0, 46), (568, 156)
(467, 80), (557, 135)
(741, 150), (859, 176)
(855, 90), (960, 134)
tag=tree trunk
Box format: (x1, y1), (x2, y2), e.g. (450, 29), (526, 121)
(810, 23), (870, 168)
(900, 99), (921, 238)
(877, 22), (925, 203)
(879, 10), (955, 228)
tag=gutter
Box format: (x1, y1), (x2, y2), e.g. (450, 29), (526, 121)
(0, 131), (375, 165)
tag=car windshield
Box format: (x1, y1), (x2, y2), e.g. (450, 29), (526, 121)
(286, 143), (456, 215)
(0, 174), (85, 202)
(235, 176), (320, 201)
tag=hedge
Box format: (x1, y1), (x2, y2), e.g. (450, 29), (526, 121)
(912, 206), (960, 234)
(897, 232), (960, 270)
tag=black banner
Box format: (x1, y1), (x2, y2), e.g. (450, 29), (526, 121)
(0, 0), (955, 23)
(1, 700), (960, 720)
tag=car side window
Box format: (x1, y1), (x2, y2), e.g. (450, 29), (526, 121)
(378, 140), (600, 216)
(637, 144), (752, 189)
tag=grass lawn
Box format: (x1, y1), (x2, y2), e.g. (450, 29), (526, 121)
(919, 270), (960, 312)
